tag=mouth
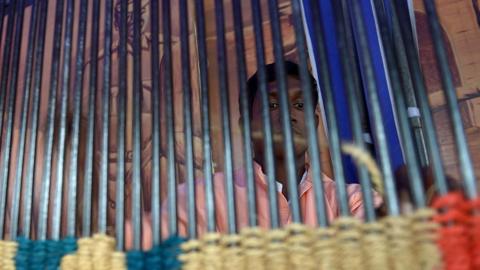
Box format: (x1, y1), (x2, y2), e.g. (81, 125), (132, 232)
(251, 130), (307, 145)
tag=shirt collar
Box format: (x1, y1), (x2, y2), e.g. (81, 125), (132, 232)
(275, 170), (308, 192)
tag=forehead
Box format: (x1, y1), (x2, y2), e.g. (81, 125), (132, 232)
(265, 76), (303, 95)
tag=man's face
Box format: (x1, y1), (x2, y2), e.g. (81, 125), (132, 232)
(250, 76), (318, 159)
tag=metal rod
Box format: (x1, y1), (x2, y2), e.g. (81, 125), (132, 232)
(328, 0), (377, 222)
(22, 0), (49, 238)
(179, 0), (197, 238)
(131, 0), (143, 249)
(307, 0), (354, 223)
(100, 0), (113, 234)
(51, 0), (75, 240)
(10, 0), (40, 239)
(194, 0), (216, 232)
(392, 0), (448, 196)
(0, 0), (25, 238)
(150, 0), (162, 244)
(373, 0), (426, 208)
(82, 1), (100, 237)
(162, 0), (178, 235)
(87, 1), (102, 233)
(0, 0), (5, 41)
(340, 0), (368, 141)
(0, 0), (18, 138)
(249, 0), (280, 228)
(115, 0), (128, 250)
(347, 0), (400, 216)
(66, 0), (88, 237)
(423, 0), (477, 199)
(214, 0), (237, 234)
(37, 0), (66, 240)
(382, 0), (429, 168)
(231, 0), (257, 227)
(266, 0), (301, 223)
(295, 0), (350, 219)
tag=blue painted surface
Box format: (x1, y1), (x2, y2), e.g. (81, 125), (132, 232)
(302, 0), (357, 183)
(302, 0), (405, 183)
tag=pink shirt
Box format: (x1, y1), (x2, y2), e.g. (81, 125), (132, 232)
(161, 162), (382, 237)
(126, 162), (382, 249)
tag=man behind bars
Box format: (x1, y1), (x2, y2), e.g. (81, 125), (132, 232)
(127, 61), (382, 248)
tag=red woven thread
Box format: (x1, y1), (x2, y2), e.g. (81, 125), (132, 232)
(432, 192), (471, 270)
(469, 199), (480, 269)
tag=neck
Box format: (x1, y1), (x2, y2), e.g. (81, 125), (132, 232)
(254, 153), (306, 199)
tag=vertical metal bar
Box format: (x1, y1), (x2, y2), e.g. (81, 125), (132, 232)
(22, 0), (49, 238)
(249, 0), (280, 228)
(347, 0), (400, 216)
(162, 0), (178, 236)
(37, 0), (66, 240)
(382, 0), (429, 168)
(307, 0), (353, 223)
(51, 0), (75, 240)
(10, 0), (40, 239)
(179, 0), (196, 238)
(100, 0), (113, 235)
(373, 0), (426, 208)
(294, 0), (351, 218)
(392, 0), (448, 196)
(131, 0), (143, 249)
(66, 0), (88, 237)
(266, 0), (301, 223)
(0, 0), (18, 138)
(82, 0), (100, 237)
(327, 0), (377, 222)
(231, 0), (257, 227)
(340, 0), (368, 141)
(0, 0), (24, 237)
(150, 0), (162, 244)
(214, 0), (237, 234)
(194, 0), (215, 232)
(0, 0), (5, 40)
(115, 0), (127, 250)
(423, 0), (477, 199)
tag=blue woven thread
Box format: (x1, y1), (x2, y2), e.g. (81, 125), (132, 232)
(127, 250), (145, 270)
(15, 237), (31, 270)
(62, 236), (78, 254)
(45, 240), (62, 270)
(30, 240), (47, 270)
(161, 236), (186, 270)
(125, 236), (186, 270)
(145, 245), (162, 270)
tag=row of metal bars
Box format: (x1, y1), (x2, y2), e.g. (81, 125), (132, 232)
(0, 0), (477, 252)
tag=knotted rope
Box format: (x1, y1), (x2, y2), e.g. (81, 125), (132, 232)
(433, 192), (471, 270)
(201, 233), (223, 270)
(0, 240), (17, 270)
(311, 227), (336, 269)
(221, 234), (244, 270)
(333, 217), (364, 270)
(383, 216), (415, 270)
(361, 221), (388, 270)
(285, 224), (314, 270)
(240, 227), (265, 270)
(410, 208), (442, 270)
(469, 198), (480, 269)
(264, 229), (288, 270)
(179, 239), (202, 270)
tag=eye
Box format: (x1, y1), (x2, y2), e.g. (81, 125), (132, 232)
(293, 102), (304, 110)
(269, 102), (279, 110)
